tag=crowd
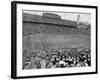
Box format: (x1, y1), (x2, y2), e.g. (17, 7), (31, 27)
(23, 47), (91, 69)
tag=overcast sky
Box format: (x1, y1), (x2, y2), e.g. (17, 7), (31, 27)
(23, 10), (91, 24)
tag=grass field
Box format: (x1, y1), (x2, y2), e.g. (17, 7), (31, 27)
(23, 33), (90, 51)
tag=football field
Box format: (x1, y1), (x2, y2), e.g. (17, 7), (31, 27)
(23, 33), (90, 50)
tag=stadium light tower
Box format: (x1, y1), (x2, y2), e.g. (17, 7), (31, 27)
(77, 15), (80, 27)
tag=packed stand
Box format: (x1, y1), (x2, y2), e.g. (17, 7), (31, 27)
(23, 47), (91, 69)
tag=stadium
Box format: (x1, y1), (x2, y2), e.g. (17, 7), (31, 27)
(22, 12), (91, 69)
